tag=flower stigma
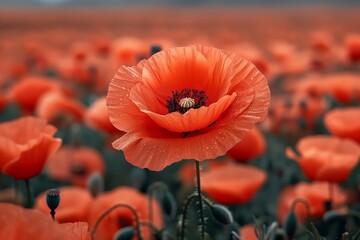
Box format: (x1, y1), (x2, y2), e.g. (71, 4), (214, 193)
(166, 88), (208, 114)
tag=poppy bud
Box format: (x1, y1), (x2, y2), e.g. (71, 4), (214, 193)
(150, 45), (162, 56)
(87, 172), (104, 197)
(322, 210), (343, 223)
(113, 226), (135, 240)
(284, 211), (297, 238)
(210, 204), (233, 225)
(46, 188), (60, 212)
(161, 191), (177, 219)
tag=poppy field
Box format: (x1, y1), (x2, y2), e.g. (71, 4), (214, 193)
(1, 5), (360, 240)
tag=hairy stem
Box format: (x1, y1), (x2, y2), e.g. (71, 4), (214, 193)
(195, 161), (205, 240)
(24, 179), (32, 208)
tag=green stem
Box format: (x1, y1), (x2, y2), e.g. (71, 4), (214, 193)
(25, 179), (32, 208)
(90, 203), (143, 240)
(328, 183), (334, 210)
(290, 198), (312, 221)
(50, 210), (56, 221)
(195, 160), (205, 240)
(147, 182), (168, 240)
(14, 180), (19, 204)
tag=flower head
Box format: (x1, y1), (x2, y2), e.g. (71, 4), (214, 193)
(0, 116), (62, 180)
(287, 135), (360, 183)
(0, 203), (89, 240)
(107, 45), (270, 170)
(201, 163), (267, 205)
(324, 107), (360, 144)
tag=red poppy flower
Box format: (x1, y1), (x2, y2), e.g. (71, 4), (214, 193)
(46, 146), (105, 187)
(88, 187), (163, 240)
(0, 203), (89, 240)
(0, 116), (62, 180)
(9, 76), (61, 112)
(107, 45), (270, 171)
(201, 163), (267, 205)
(85, 97), (120, 134)
(227, 127), (266, 162)
(36, 91), (85, 126)
(111, 37), (146, 66)
(35, 186), (93, 223)
(268, 93), (327, 133)
(309, 31), (333, 54)
(286, 135), (360, 183)
(345, 34), (360, 62)
(288, 73), (360, 104)
(240, 225), (257, 240)
(277, 182), (347, 224)
(324, 107), (360, 144)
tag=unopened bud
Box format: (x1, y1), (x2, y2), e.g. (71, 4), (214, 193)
(161, 191), (177, 219)
(87, 172), (104, 197)
(210, 204), (233, 225)
(46, 189), (60, 211)
(284, 211), (297, 238)
(150, 45), (162, 56)
(113, 226), (135, 240)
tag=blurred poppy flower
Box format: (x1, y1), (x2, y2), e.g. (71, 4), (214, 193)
(35, 186), (93, 223)
(268, 93), (327, 133)
(287, 135), (360, 183)
(227, 127), (266, 162)
(324, 107), (360, 144)
(345, 34), (360, 62)
(227, 43), (272, 77)
(240, 225), (257, 240)
(277, 182), (347, 224)
(36, 91), (85, 127)
(0, 116), (62, 180)
(9, 75), (61, 112)
(288, 73), (360, 104)
(201, 163), (267, 205)
(107, 45), (270, 171)
(85, 96), (120, 134)
(46, 146), (105, 187)
(0, 203), (89, 240)
(178, 160), (225, 187)
(309, 31), (333, 54)
(111, 37), (146, 67)
(88, 187), (163, 240)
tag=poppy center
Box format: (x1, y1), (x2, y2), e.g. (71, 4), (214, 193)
(166, 88), (208, 114)
(118, 216), (133, 228)
(70, 164), (87, 177)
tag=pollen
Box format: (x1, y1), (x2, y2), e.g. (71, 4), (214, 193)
(179, 97), (195, 109)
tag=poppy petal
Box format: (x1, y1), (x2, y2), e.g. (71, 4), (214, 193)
(107, 63), (159, 132)
(3, 134), (62, 179)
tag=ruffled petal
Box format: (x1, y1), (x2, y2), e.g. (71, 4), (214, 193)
(0, 116), (50, 145)
(142, 47), (210, 104)
(3, 134), (62, 179)
(0, 136), (20, 169)
(107, 63), (160, 132)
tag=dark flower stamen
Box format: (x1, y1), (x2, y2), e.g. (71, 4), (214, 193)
(166, 88), (208, 114)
